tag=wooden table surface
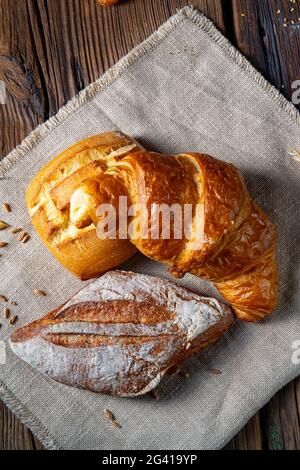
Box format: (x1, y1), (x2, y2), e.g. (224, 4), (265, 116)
(0, 0), (300, 450)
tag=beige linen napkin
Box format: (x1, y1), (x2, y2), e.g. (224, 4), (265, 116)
(0, 6), (300, 450)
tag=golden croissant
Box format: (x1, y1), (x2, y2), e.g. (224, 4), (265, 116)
(26, 132), (278, 322)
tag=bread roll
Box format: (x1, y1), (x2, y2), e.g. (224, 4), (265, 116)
(10, 271), (234, 397)
(26, 132), (140, 279)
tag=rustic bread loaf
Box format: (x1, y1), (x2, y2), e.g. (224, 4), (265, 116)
(10, 271), (234, 397)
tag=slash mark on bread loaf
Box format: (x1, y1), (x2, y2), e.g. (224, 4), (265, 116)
(10, 271), (234, 396)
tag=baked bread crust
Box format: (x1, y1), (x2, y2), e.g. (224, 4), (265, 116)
(27, 133), (278, 321)
(10, 271), (234, 396)
(71, 149), (278, 321)
(26, 132), (139, 279)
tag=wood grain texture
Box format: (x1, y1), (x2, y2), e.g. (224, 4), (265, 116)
(0, 400), (44, 450)
(231, 0), (300, 100)
(260, 378), (300, 450)
(0, 0), (299, 450)
(225, 413), (263, 450)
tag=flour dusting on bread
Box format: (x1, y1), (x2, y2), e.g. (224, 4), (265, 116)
(10, 271), (233, 397)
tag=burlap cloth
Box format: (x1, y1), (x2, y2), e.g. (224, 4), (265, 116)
(0, 7), (299, 450)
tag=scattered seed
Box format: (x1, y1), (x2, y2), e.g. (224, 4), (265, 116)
(291, 8), (295, 12)
(103, 409), (121, 428)
(33, 289), (47, 297)
(104, 409), (115, 421)
(291, 20), (295, 24)
(0, 242), (8, 248)
(289, 148), (300, 162)
(10, 301), (17, 306)
(2, 203), (11, 213)
(21, 233), (30, 243)
(18, 232), (25, 241)
(276, 9), (281, 14)
(10, 227), (22, 234)
(18, 232), (30, 243)
(112, 421), (121, 429)
(3, 307), (10, 319)
(0, 295), (8, 303)
(241, 13), (246, 17)
(9, 315), (18, 325)
(0, 221), (9, 230)
(209, 368), (222, 375)
(283, 23), (288, 27)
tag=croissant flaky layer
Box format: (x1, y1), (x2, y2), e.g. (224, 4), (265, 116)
(27, 133), (278, 322)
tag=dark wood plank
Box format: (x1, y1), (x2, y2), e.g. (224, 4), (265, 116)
(0, 0), (299, 450)
(225, 414), (263, 450)
(0, 0), (226, 159)
(0, 400), (36, 450)
(261, 380), (300, 450)
(231, 0), (300, 105)
(230, 0), (300, 451)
